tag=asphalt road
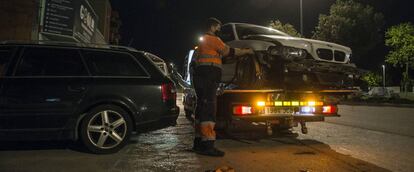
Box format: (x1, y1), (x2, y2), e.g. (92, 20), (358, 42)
(298, 105), (414, 172)
(0, 95), (412, 172)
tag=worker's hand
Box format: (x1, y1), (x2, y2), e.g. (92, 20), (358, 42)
(243, 48), (255, 55)
(234, 48), (255, 56)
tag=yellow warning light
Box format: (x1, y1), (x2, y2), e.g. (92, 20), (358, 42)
(257, 101), (266, 107)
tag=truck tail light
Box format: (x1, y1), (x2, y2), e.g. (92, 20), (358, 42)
(233, 105), (253, 116)
(161, 83), (176, 102)
(322, 105), (337, 114)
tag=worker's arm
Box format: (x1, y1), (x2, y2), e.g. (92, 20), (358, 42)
(217, 37), (254, 58)
(222, 45), (254, 57)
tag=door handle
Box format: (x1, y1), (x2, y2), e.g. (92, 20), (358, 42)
(67, 85), (86, 92)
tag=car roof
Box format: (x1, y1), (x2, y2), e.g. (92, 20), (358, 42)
(0, 40), (141, 53)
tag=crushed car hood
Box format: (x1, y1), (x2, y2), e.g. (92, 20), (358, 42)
(250, 34), (352, 64)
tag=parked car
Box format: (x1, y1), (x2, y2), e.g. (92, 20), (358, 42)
(0, 41), (179, 154)
(145, 52), (170, 76)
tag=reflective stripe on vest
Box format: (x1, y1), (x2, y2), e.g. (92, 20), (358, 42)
(195, 54), (222, 67)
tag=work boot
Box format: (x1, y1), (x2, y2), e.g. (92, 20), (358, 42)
(195, 147), (225, 157)
(194, 140), (225, 157)
(192, 137), (203, 152)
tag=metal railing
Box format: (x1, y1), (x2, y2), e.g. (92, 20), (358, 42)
(0, 40), (139, 52)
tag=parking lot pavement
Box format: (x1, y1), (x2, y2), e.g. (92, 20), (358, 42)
(0, 100), (391, 172)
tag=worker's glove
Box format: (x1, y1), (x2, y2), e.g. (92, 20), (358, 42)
(243, 48), (255, 55)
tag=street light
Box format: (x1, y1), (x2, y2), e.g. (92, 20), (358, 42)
(300, 0), (303, 36)
(382, 65), (386, 93)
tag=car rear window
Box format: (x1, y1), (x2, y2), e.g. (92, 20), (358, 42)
(83, 50), (148, 77)
(15, 47), (88, 77)
(0, 47), (12, 77)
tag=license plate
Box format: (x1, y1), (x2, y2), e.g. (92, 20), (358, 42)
(264, 107), (294, 115)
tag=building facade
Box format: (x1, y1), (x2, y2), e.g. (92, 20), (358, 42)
(0, 0), (118, 44)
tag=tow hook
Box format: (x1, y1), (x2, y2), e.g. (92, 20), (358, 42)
(266, 121), (273, 136)
(300, 122), (308, 134)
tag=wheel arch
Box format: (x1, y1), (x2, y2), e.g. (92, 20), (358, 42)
(74, 100), (139, 140)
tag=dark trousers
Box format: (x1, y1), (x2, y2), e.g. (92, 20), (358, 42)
(193, 66), (221, 149)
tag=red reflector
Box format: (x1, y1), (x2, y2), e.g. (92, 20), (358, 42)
(233, 105), (253, 116)
(322, 105), (336, 114)
(161, 83), (176, 102)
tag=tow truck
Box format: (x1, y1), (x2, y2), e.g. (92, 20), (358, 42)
(181, 23), (361, 135)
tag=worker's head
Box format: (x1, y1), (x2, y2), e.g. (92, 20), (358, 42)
(205, 17), (222, 34)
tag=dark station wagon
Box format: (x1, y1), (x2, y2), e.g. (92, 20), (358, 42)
(0, 41), (179, 154)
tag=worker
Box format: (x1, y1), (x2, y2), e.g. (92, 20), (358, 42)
(192, 17), (254, 157)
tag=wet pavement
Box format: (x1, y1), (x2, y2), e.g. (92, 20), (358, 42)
(299, 105), (414, 172)
(1, 95), (411, 172)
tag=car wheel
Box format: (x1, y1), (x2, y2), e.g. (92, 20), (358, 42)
(80, 105), (133, 154)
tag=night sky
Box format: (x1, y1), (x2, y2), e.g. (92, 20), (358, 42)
(110, 0), (414, 70)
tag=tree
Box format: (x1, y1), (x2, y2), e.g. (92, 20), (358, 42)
(361, 72), (381, 88)
(312, 0), (384, 67)
(269, 20), (302, 37)
(385, 22), (414, 92)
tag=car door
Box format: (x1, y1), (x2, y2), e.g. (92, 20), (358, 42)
(0, 46), (90, 138)
(0, 46), (16, 134)
(82, 50), (159, 123)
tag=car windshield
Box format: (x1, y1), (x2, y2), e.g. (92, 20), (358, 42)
(235, 24), (290, 39)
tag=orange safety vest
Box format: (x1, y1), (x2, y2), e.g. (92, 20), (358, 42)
(195, 34), (226, 68)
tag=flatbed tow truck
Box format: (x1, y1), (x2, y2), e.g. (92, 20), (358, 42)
(180, 23), (362, 135)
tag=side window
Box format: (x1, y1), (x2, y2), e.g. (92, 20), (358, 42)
(0, 47), (12, 77)
(15, 47), (87, 76)
(84, 51), (148, 77)
(219, 25), (235, 42)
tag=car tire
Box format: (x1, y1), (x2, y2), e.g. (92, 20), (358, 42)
(80, 105), (133, 154)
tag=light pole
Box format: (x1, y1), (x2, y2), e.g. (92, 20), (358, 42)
(300, 0), (303, 36)
(382, 65), (386, 93)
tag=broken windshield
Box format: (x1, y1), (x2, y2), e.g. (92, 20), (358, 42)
(235, 23), (290, 39)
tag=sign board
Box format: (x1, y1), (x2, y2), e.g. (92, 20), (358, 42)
(73, 0), (98, 42)
(42, 0), (98, 43)
(43, 0), (76, 36)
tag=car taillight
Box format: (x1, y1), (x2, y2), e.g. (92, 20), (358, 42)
(161, 83), (176, 102)
(322, 105), (337, 114)
(233, 105), (253, 116)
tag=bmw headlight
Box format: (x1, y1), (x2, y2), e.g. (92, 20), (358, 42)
(282, 47), (307, 60)
(268, 46), (307, 61)
(267, 46), (283, 56)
